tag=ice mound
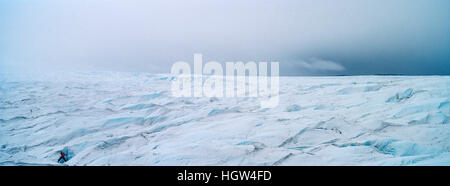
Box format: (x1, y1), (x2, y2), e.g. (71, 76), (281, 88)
(0, 72), (449, 165)
(386, 88), (415, 103)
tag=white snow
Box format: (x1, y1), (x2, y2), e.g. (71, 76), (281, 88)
(0, 71), (449, 165)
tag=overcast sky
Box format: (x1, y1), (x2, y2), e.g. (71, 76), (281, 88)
(0, 0), (449, 75)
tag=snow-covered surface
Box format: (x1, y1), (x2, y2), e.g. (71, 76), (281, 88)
(0, 72), (449, 166)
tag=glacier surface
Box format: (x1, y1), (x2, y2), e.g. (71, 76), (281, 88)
(0, 72), (449, 165)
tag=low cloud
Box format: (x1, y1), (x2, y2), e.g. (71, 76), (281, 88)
(296, 58), (346, 71)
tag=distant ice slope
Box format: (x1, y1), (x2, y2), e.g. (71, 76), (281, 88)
(0, 72), (449, 165)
